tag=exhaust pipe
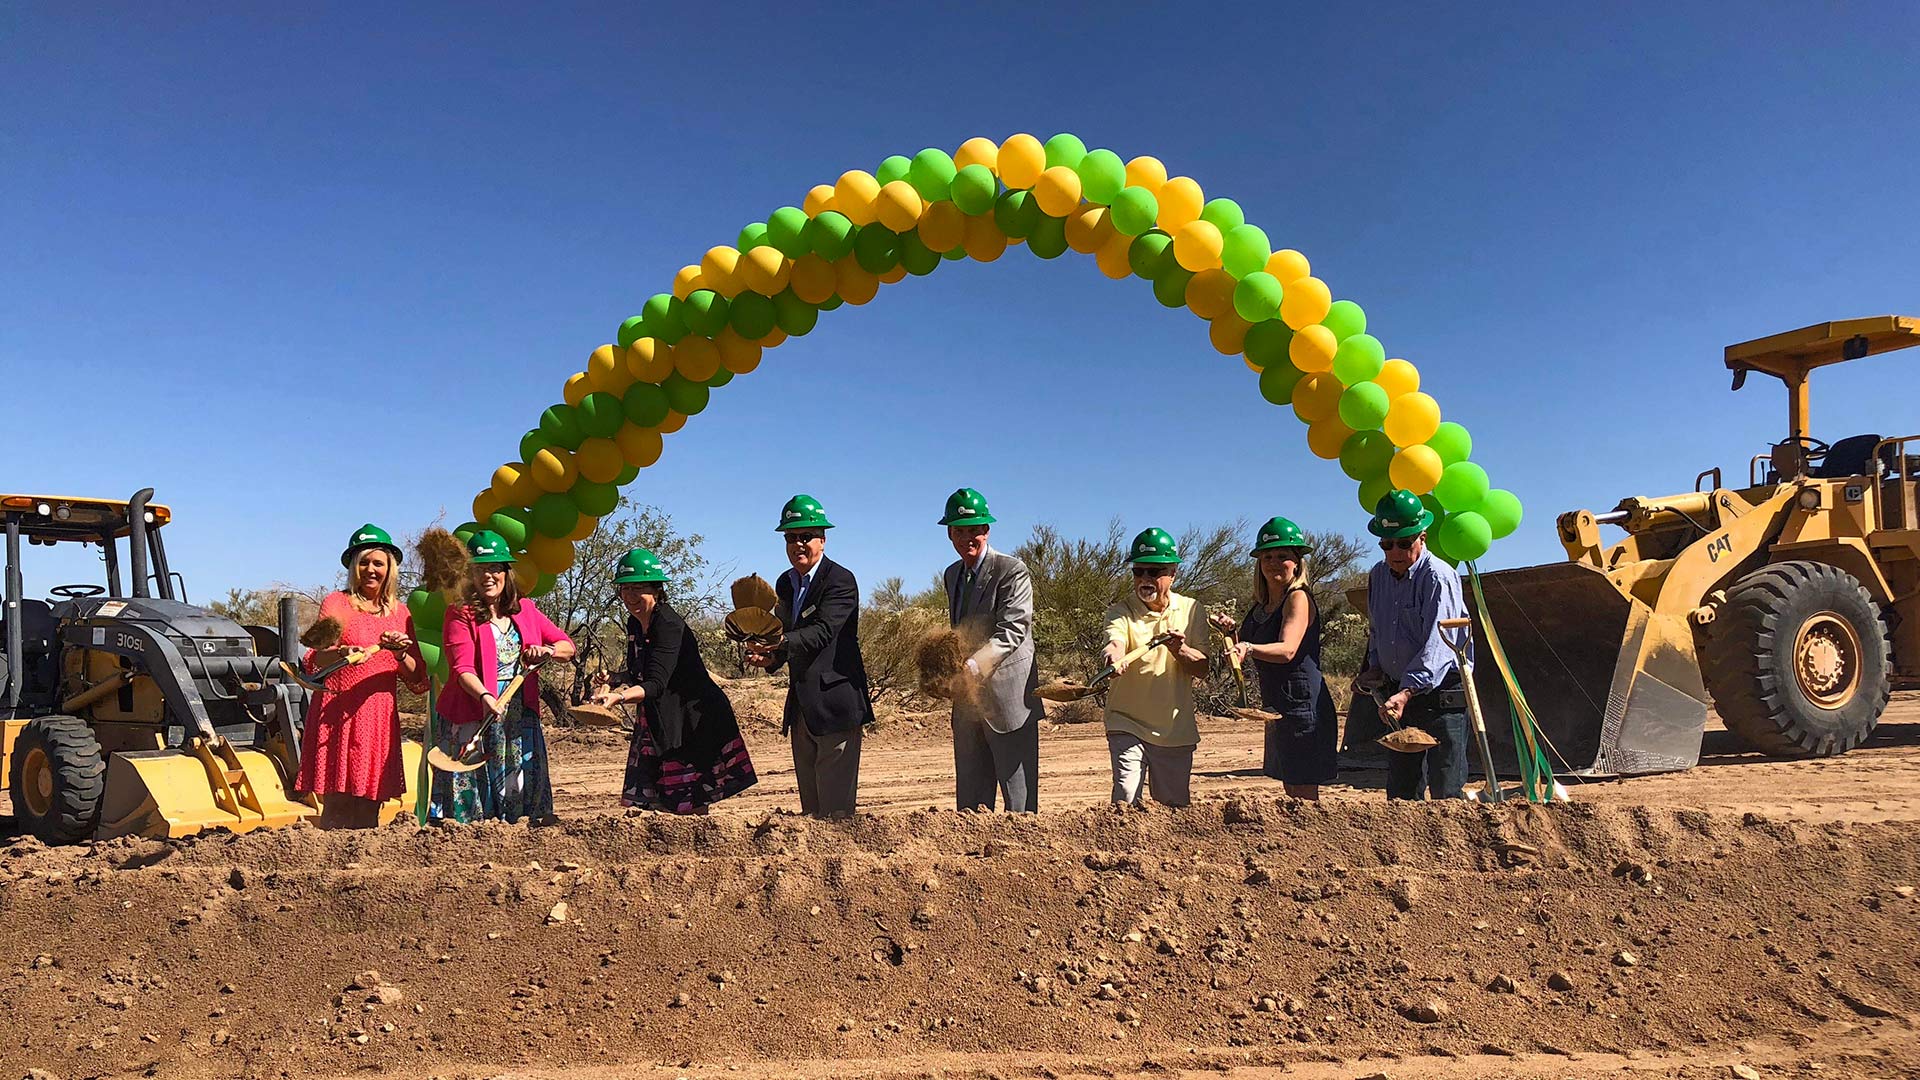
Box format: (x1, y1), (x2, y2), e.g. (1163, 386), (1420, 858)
(127, 487), (154, 599)
(277, 596), (300, 666)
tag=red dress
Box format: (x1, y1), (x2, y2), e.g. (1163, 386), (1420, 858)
(295, 592), (427, 801)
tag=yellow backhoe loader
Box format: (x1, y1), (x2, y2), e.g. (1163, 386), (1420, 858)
(1471, 316), (1919, 775)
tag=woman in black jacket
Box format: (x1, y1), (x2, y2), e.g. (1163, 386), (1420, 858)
(591, 548), (757, 814)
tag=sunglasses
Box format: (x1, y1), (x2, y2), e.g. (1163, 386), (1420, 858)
(1378, 537), (1419, 551)
(1131, 566), (1170, 578)
(785, 532), (825, 545)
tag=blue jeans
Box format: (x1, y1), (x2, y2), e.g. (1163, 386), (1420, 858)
(1385, 707), (1470, 800)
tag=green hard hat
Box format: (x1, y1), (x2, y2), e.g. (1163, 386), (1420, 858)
(1127, 527), (1181, 566)
(1251, 516), (1313, 555)
(938, 487), (996, 527)
(613, 547), (667, 585)
(341, 523), (402, 568)
(1369, 489), (1435, 539)
(775, 493), (834, 532)
(466, 529), (517, 564)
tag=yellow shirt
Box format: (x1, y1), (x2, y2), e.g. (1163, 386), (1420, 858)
(1101, 590), (1209, 747)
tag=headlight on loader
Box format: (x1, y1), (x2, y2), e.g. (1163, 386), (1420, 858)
(1798, 488), (1821, 510)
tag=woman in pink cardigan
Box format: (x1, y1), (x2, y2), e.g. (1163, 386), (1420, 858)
(430, 529), (576, 824)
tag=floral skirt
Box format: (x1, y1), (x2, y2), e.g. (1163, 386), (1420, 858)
(428, 699), (554, 825)
(621, 718), (757, 814)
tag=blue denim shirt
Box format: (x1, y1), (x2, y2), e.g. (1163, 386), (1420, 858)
(1364, 549), (1469, 694)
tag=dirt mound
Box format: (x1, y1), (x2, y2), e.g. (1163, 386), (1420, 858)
(3, 799), (1918, 1078)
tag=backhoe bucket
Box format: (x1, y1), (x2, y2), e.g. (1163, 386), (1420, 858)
(1467, 562), (1710, 776)
(94, 740), (316, 840)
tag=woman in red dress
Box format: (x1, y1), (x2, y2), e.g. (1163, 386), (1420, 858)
(296, 524), (427, 828)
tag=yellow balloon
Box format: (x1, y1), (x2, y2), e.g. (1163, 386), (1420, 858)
(1389, 444), (1445, 494)
(525, 534), (576, 576)
(738, 245), (789, 295)
(788, 253), (837, 304)
(615, 423), (664, 468)
(1307, 416), (1355, 460)
(575, 437), (624, 485)
(658, 410), (687, 434)
(490, 463), (523, 500)
(918, 199), (966, 252)
(998, 132), (1045, 189)
(1031, 166), (1083, 217)
(1183, 269), (1236, 320)
(1157, 176), (1204, 230)
(1376, 358), (1420, 400)
(874, 180), (925, 232)
(1210, 312), (1251, 356)
(714, 328), (762, 375)
(1289, 323), (1339, 373)
(878, 263), (910, 283)
(506, 467), (540, 507)
(1124, 155), (1168, 196)
(472, 489), (503, 524)
(1279, 274), (1332, 330)
(671, 336), (720, 382)
(835, 259), (879, 305)
(671, 264), (703, 300)
(625, 338), (673, 384)
(512, 560), (540, 594)
(1265, 249), (1310, 283)
(962, 213), (1008, 262)
(586, 343), (622, 386)
(1094, 229), (1133, 279)
(562, 371), (591, 407)
(530, 447), (577, 493)
(758, 328), (788, 348)
(1063, 205), (1113, 254)
(565, 516), (598, 543)
(700, 246), (742, 299)
(803, 184), (837, 217)
(1291, 372), (1343, 424)
(1243, 354), (1263, 375)
(1172, 219), (1223, 272)
(954, 136), (999, 173)
(1383, 391), (1442, 448)
(834, 170), (881, 226)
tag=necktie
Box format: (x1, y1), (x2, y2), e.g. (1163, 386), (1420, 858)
(955, 567), (974, 621)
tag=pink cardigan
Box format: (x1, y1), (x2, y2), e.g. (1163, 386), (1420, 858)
(438, 599), (572, 727)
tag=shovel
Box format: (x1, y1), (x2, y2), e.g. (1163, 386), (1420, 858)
(1361, 671), (1441, 753)
(277, 645), (382, 693)
(428, 670), (527, 774)
(1035, 633), (1176, 702)
(1211, 623), (1250, 708)
(1439, 616), (1503, 803)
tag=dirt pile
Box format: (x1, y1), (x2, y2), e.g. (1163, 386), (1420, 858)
(3, 799), (1918, 1079)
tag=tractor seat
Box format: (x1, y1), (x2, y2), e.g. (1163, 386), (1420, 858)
(11, 599), (60, 705)
(1812, 433), (1888, 479)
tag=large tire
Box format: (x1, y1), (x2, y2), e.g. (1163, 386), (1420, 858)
(8, 715), (106, 843)
(1703, 561), (1891, 758)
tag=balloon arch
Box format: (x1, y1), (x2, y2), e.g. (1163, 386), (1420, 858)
(414, 133), (1525, 673)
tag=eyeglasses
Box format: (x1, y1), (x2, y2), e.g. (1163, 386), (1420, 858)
(1131, 566), (1170, 578)
(1378, 537), (1419, 551)
(785, 532), (825, 545)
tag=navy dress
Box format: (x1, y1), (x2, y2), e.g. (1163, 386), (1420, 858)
(619, 604), (758, 813)
(1240, 588), (1340, 786)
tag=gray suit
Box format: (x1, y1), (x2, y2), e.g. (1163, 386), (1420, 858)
(943, 545), (1043, 811)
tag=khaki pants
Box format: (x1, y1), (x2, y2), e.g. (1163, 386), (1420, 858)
(790, 723), (862, 818)
(1106, 732), (1194, 807)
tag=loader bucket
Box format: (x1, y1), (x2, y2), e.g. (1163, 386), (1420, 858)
(1467, 562), (1711, 776)
(94, 741), (316, 840)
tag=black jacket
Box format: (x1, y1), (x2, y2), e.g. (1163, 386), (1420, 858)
(772, 557), (873, 735)
(625, 602), (733, 752)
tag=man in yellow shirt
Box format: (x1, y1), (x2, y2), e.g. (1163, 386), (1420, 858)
(1102, 527), (1210, 806)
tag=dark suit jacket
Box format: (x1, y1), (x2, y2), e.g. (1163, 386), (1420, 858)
(772, 556), (874, 736)
(624, 603), (734, 752)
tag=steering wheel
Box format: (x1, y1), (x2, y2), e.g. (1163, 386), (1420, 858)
(1790, 435), (1832, 462)
(50, 584), (106, 599)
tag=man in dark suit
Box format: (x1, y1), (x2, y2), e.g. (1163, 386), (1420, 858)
(746, 494), (873, 817)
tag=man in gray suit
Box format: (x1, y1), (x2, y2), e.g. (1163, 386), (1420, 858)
(939, 487), (1042, 812)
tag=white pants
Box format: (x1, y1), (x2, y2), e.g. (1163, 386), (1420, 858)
(1107, 732), (1195, 807)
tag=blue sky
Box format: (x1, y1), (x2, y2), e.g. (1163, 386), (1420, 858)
(4, 4), (1916, 602)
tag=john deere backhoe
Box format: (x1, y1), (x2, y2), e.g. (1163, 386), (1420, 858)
(0, 488), (419, 843)
(1471, 316), (1919, 775)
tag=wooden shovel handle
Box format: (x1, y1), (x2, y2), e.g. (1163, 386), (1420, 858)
(1439, 617), (1472, 629)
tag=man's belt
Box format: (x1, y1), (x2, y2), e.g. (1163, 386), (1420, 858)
(1391, 669), (1468, 713)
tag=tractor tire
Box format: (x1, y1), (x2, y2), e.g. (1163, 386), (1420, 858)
(1703, 561), (1891, 758)
(7, 715), (106, 844)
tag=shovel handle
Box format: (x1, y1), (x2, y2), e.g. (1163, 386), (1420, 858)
(447, 671), (527, 762)
(1439, 618), (1471, 629)
(1092, 632), (1176, 686)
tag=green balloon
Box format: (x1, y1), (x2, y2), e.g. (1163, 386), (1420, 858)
(1232, 271), (1285, 322)
(898, 230), (940, 275)
(1322, 299), (1367, 341)
(531, 491), (580, 539)
(737, 222), (769, 251)
(450, 521), (481, 546)
(1259, 361), (1303, 405)
(1331, 333), (1386, 386)
(577, 391), (625, 438)
(1243, 319), (1293, 367)
(539, 404), (585, 450)
(409, 588), (448, 632)
(1434, 461), (1490, 512)
(1199, 198), (1245, 231)
(617, 315), (647, 349)
(941, 245), (967, 261)
(727, 290), (777, 339)
(614, 463), (639, 486)
(1026, 214), (1068, 259)
(1427, 422), (1473, 466)
(622, 381), (669, 426)
(853, 224), (901, 273)
(875, 155), (912, 185)
(766, 206), (811, 258)
(1438, 510), (1492, 562)
(530, 572), (557, 598)
(773, 290), (818, 336)
(570, 479), (619, 518)
(993, 189), (1040, 239)
(1109, 186), (1159, 236)
(908, 148), (957, 201)
(1042, 133), (1087, 170)
(1151, 265), (1193, 308)
(418, 640), (443, 679)
(804, 211), (856, 261)
(950, 164), (997, 215)
(487, 507), (531, 551)
(682, 289), (729, 336)
(817, 294), (845, 311)
(1479, 488), (1523, 539)
(518, 429), (553, 464)
(1357, 474), (1395, 515)
(705, 367), (734, 389)
(1337, 382), (1391, 430)
(1338, 429), (1396, 481)
(1220, 224), (1271, 279)
(1076, 149), (1125, 204)
(641, 293), (686, 345)
(662, 372), (710, 416)
(1127, 231), (1174, 279)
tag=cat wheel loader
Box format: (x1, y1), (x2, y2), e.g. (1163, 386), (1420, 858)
(1470, 316), (1919, 776)
(0, 488), (419, 843)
